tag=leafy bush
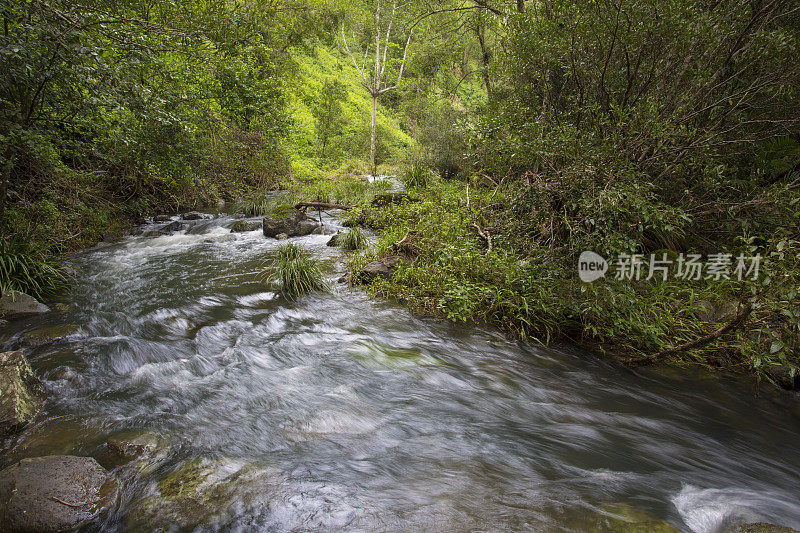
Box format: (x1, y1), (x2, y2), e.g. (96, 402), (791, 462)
(272, 242), (329, 296)
(338, 227), (368, 251)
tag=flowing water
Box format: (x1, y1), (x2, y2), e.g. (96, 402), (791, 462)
(2, 211), (800, 532)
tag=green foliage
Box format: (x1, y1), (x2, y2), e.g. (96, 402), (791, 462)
(339, 227), (368, 251)
(272, 242), (329, 296)
(0, 241), (68, 300)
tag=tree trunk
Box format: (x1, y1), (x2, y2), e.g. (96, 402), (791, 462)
(475, 21), (492, 101)
(370, 93), (378, 174)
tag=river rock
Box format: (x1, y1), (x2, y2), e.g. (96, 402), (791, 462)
(128, 457), (282, 530)
(181, 211), (206, 220)
(0, 455), (119, 532)
(765, 365), (799, 391)
(355, 256), (404, 283)
(262, 212), (319, 239)
(21, 324), (84, 348)
(153, 214), (172, 222)
(0, 350), (46, 437)
(231, 219), (262, 233)
(0, 290), (50, 317)
(327, 234), (340, 247)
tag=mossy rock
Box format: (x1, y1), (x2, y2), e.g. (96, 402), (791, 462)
(230, 219), (262, 233)
(127, 457), (283, 530)
(21, 324), (84, 348)
(567, 503), (681, 532)
(0, 350), (46, 437)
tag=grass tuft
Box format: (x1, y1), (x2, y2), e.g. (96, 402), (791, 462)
(272, 242), (329, 296)
(338, 227), (368, 251)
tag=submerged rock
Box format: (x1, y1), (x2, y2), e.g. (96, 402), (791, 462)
(128, 457), (282, 530)
(0, 350), (46, 437)
(0, 290), (50, 317)
(21, 324), (84, 348)
(567, 503), (681, 532)
(262, 212), (319, 238)
(313, 226), (337, 236)
(0, 455), (119, 532)
(147, 220), (184, 237)
(106, 430), (168, 466)
(51, 303), (71, 313)
(230, 219), (262, 233)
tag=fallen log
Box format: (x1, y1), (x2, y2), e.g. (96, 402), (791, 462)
(294, 201), (353, 211)
(625, 301), (753, 366)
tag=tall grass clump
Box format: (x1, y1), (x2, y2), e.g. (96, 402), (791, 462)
(272, 242), (329, 296)
(338, 227), (368, 251)
(0, 242), (69, 300)
(235, 193), (298, 218)
(402, 164), (436, 189)
(234, 193), (272, 217)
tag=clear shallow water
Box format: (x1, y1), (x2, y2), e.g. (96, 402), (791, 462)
(2, 213), (800, 532)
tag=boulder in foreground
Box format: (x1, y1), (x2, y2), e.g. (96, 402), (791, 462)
(0, 455), (119, 532)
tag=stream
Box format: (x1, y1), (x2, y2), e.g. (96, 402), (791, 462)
(2, 209), (800, 532)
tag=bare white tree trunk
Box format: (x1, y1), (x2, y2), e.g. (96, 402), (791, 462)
(370, 93), (378, 172)
(342, 0), (412, 174)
